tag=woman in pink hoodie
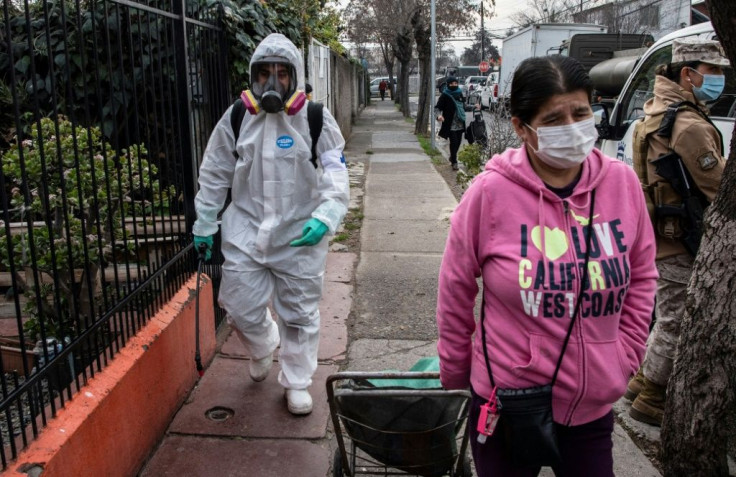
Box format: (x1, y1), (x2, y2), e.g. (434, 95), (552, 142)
(436, 55), (657, 476)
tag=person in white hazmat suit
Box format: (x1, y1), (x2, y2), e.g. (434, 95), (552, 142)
(192, 33), (349, 415)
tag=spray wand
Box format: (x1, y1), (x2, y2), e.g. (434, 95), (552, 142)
(194, 242), (207, 377)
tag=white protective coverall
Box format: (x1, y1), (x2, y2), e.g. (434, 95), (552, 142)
(192, 33), (349, 390)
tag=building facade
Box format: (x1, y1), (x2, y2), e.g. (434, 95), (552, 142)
(573, 0), (692, 40)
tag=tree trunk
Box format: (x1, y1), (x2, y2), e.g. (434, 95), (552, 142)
(661, 1), (736, 474)
(412, 10), (431, 135)
(398, 61), (411, 116)
(380, 42), (396, 100)
(394, 22), (413, 117)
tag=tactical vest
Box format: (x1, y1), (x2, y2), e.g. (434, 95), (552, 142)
(632, 101), (714, 252)
(632, 112), (662, 222)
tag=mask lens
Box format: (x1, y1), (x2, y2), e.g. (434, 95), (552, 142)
(251, 61), (296, 99)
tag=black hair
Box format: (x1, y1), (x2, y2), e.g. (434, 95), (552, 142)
(655, 61), (700, 81)
(509, 55), (593, 124)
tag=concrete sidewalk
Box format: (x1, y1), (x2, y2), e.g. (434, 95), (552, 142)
(139, 99), (661, 476)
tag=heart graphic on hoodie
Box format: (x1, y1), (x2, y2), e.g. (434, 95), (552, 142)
(531, 226), (569, 261)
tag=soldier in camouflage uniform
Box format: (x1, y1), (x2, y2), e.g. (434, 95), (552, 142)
(626, 39), (729, 426)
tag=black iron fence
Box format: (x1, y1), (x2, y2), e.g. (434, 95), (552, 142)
(0, 0), (229, 467)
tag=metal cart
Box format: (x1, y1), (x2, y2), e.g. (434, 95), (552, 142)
(326, 371), (473, 477)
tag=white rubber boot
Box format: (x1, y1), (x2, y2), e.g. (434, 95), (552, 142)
(249, 354), (273, 382)
(285, 389), (313, 415)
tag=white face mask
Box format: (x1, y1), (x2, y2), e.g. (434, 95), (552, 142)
(525, 117), (598, 169)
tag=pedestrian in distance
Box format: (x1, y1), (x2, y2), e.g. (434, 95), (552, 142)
(436, 55), (658, 476)
(626, 39), (729, 427)
(378, 79), (388, 101)
(435, 76), (466, 171)
(192, 33), (349, 416)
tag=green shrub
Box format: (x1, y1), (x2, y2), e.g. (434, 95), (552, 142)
(456, 142), (486, 188)
(1, 116), (167, 340)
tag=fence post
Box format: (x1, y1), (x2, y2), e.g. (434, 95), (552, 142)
(173, 0), (197, 234)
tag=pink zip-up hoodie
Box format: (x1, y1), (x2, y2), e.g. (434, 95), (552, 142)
(436, 146), (657, 426)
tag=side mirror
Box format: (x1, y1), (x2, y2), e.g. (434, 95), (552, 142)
(591, 103), (612, 139)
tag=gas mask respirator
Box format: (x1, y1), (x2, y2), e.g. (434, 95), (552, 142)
(242, 59), (306, 115)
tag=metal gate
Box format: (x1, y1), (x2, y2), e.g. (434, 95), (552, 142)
(0, 0), (229, 467)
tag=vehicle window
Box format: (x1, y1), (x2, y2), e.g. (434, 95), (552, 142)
(618, 43), (736, 125)
(618, 45), (672, 129)
(707, 69), (736, 118)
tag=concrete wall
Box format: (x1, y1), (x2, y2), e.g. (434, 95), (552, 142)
(332, 54), (358, 140)
(307, 39), (367, 142)
(5, 275), (216, 477)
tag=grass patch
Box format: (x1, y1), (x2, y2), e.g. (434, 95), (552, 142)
(344, 222), (360, 231)
(332, 233), (349, 242)
(417, 134), (443, 164)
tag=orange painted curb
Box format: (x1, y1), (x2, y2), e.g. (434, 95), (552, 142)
(5, 274), (216, 477)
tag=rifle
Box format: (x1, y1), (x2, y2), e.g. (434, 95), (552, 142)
(650, 152), (706, 256)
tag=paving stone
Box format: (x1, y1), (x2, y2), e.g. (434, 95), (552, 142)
(325, 252), (356, 283)
(361, 219), (449, 253)
(353, 253), (442, 340)
(169, 357), (336, 439)
(369, 152), (426, 162)
(369, 161), (437, 174)
(365, 176), (455, 199)
(140, 435), (330, 477)
(364, 196), (455, 221)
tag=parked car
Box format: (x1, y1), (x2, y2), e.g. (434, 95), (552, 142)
(479, 72), (500, 111)
(462, 75), (486, 110)
(369, 77), (394, 97)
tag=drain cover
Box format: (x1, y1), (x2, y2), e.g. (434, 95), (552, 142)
(205, 406), (234, 422)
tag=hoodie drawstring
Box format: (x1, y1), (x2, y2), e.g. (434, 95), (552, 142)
(538, 190), (550, 290)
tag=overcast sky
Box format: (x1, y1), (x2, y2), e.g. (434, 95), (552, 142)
(452, 0), (520, 57)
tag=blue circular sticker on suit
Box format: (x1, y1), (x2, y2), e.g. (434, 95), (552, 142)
(276, 135), (294, 149)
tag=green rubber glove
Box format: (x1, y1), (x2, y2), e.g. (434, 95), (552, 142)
(290, 218), (329, 247)
(194, 235), (213, 261)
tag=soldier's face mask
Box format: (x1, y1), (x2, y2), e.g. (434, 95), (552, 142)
(688, 68), (725, 103)
(243, 60), (306, 115)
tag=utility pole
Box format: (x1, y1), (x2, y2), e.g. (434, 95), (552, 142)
(480, 1), (485, 62)
(431, 0), (436, 148)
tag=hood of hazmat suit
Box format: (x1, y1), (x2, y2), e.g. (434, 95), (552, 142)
(193, 33), (349, 276)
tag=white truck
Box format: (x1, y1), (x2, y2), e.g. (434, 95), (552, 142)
(499, 23), (607, 102)
(594, 22), (735, 167)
